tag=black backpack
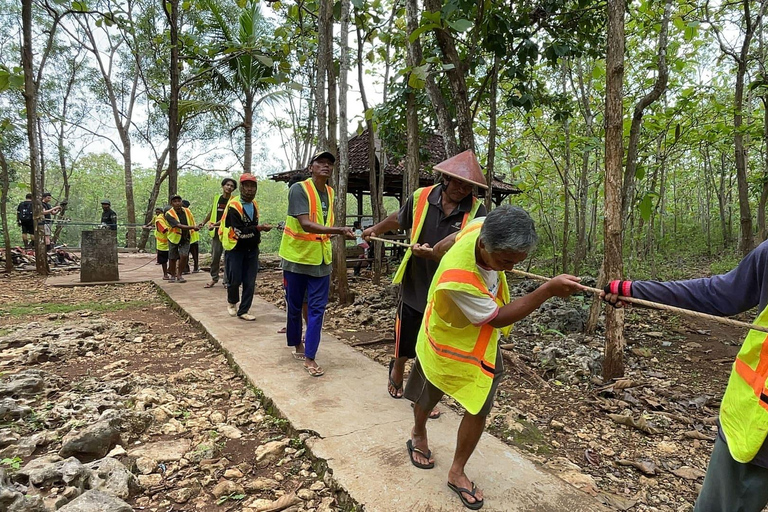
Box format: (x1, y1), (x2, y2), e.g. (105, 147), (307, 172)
(18, 201), (33, 221)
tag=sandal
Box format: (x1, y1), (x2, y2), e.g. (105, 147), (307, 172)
(406, 439), (434, 469)
(388, 359), (403, 399)
(204, 281), (216, 288)
(292, 352), (306, 360)
(304, 365), (325, 377)
(447, 481), (484, 510)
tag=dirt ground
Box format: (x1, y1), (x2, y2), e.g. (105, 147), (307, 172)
(255, 262), (742, 512)
(0, 270), (342, 511)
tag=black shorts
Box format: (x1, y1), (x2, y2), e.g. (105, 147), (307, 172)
(395, 301), (423, 359)
(404, 348), (504, 417)
(157, 250), (169, 264)
(20, 220), (34, 235)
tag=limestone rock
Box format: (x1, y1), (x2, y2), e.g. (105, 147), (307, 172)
(0, 398), (32, 421)
(244, 477), (279, 492)
(59, 420), (121, 462)
(0, 370), (45, 397)
(218, 424), (243, 439)
(16, 456), (90, 490)
(135, 456), (156, 475)
(0, 467), (45, 512)
(168, 486), (198, 504)
(128, 438), (191, 462)
(86, 457), (140, 499)
(57, 490), (132, 512)
(255, 439), (290, 463)
(137, 474), (162, 488)
(224, 467), (243, 479)
(212, 479), (244, 498)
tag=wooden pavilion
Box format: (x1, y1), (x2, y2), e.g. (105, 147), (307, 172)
(269, 130), (521, 216)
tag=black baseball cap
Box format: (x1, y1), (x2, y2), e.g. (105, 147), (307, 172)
(310, 151), (335, 164)
(170, 194), (182, 201)
(42, 192), (52, 198)
(101, 199), (111, 205)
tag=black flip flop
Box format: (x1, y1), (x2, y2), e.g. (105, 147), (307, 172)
(388, 359), (403, 399)
(447, 481), (484, 510)
(406, 439), (434, 469)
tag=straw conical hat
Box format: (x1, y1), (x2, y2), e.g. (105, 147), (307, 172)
(433, 150), (488, 189)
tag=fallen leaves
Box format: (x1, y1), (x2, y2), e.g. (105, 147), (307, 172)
(672, 466), (706, 480)
(607, 413), (660, 435)
(617, 459), (657, 475)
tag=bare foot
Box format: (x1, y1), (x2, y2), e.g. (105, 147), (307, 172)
(448, 470), (483, 506)
(410, 429), (434, 467)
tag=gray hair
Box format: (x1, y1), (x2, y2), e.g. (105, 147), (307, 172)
(479, 205), (538, 254)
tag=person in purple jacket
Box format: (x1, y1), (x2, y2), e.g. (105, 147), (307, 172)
(602, 241), (768, 512)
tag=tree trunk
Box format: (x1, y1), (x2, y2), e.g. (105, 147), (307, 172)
(574, 151), (589, 275)
(22, 0), (47, 274)
(315, 0), (332, 150)
(404, 0), (422, 200)
(244, 90), (254, 173)
(561, 59), (571, 273)
(735, 58), (754, 255)
(166, 0), (180, 200)
(602, 0), (626, 381)
(486, 57), (499, 210)
(138, 148), (170, 250)
(0, 150), (11, 272)
(332, 0), (350, 304)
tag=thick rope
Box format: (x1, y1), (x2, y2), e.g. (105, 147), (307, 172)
(368, 235), (768, 334)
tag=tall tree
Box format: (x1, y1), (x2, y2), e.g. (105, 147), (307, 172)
(602, 0), (627, 380)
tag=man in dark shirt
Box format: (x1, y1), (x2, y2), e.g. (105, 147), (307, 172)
(201, 178), (237, 288)
(222, 173), (272, 320)
(363, 150), (488, 415)
(40, 192), (61, 251)
(603, 242), (768, 512)
(17, 193), (34, 248)
(100, 200), (117, 230)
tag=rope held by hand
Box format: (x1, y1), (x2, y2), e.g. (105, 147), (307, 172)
(367, 235), (768, 334)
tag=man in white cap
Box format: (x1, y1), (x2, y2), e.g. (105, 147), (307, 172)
(362, 150), (487, 418)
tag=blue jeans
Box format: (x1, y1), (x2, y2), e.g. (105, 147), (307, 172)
(283, 270), (330, 360)
(225, 248), (259, 316)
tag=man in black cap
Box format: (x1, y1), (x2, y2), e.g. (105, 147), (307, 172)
(100, 200), (117, 231)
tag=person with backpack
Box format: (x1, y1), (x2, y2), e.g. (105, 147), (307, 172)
(16, 194), (34, 248)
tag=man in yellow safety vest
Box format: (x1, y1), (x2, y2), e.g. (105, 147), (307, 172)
(404, 205), (584, 510)
(603, 242), (768, 512)
(363, 150), (487, 419)
(201, 177), (237, 288)
(278, 151), (355, 377)
(153, 206), (170, 280)
(164, 194), (197, 283)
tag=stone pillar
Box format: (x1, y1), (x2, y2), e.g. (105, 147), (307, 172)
(80, 230), (119, 282)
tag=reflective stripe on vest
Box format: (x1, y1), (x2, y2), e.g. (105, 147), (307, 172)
(415, 218), (511, 415)
(209, 194), (224, 237)
(219, 199), (258, 251)
(166, 207), (195, 245)
(278, 179), (335, 265)
(720, 304), (768, 462)
(392, 185), (481, 284)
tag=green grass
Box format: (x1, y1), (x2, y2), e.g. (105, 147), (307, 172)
(0, 300), (152, 318)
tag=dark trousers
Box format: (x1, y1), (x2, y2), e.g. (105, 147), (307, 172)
(284, 270), (330, 360)
(694, 436), (768, 512)
(225, 248), (259, 316)
(210, 235), (227, 285)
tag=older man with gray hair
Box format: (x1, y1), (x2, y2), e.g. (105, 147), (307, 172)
(403, 205), (584, 510)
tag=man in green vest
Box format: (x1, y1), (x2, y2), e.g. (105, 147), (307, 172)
(404, 206), (584, 510)
(279, 151), (355, 377)
(201, 177), (237, 288)
(603, 242), (768, 512)
(363, 150), (487, 419)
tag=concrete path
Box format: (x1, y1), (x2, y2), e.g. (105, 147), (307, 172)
(47, 254), (159, 287)
(156, 271), (606, 512)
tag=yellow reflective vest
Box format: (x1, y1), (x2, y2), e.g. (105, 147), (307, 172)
(415, 219), (511, 415)
(154, 214), (169, 252)
(208, 194), (234, 237)
(720, 306), (768, 462)
(219, 198), (259, 251)
(392, 185), (482, 284)
(166, 207), (196, 245)
(278, 179), (335, 266)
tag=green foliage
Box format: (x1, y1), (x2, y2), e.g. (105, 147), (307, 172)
(0, 457), (22, 470)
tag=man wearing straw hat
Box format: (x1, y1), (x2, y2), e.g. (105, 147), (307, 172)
(602, 244), (768, 512)
(363, 150), (487, 417)
(403, 206), (584, 509)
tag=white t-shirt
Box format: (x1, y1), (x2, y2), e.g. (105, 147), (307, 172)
(444, 265), (500, 326)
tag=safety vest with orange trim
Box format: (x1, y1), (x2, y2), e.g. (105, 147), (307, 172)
(720, 307), (768, 462)
(208, 194), (234, 237)
(166, 207), (196, 245)
(392, 185), (482, 284)
(154, 214), (170, 252)
(278, 179), (335, 265)
(415, 218), (511, 415)
(219, 198), (259, 251)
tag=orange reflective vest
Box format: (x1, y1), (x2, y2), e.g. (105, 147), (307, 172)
(278, 179), (335, 265)
(720, 306), (768, 462)
(415, 218), (511, 415)
(166, 207), (195, 245)
(219, 198), (259, 251)
(154, 214), (169, 252)
(392, 185), (481, 284)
